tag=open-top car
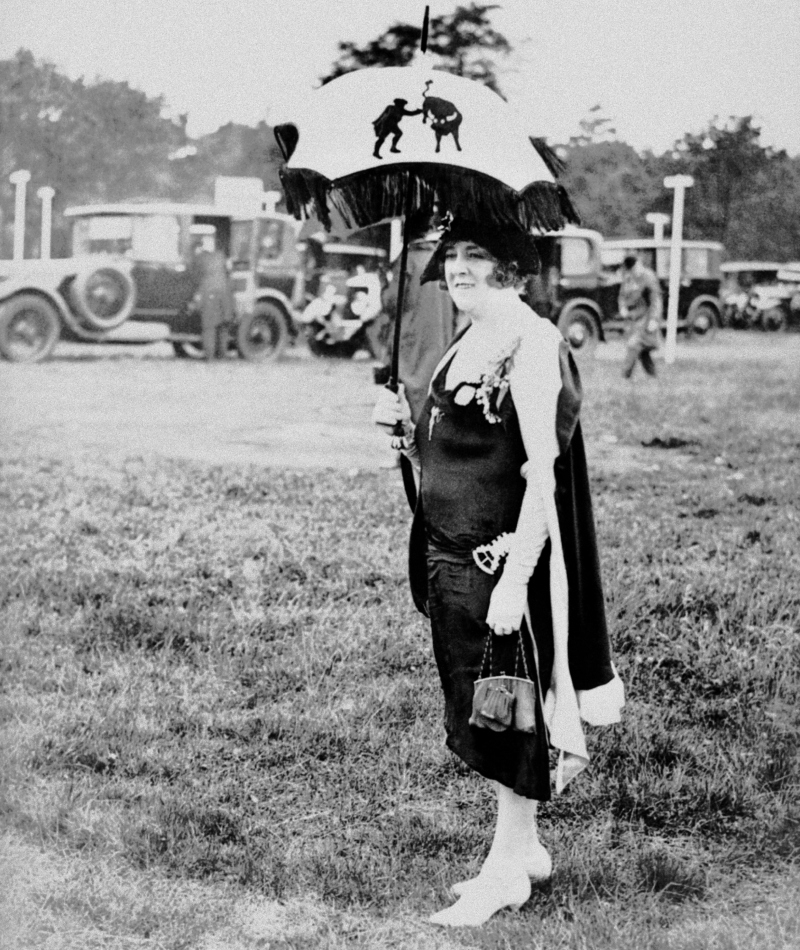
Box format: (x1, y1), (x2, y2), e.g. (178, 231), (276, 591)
(0, 202), (304, 362)
(739, 262), (800, 332)
(720, 261), (786, 328)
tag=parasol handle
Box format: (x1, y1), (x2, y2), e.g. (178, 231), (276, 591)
(421, 5), (430, 53)
(388, 178), (416, 445)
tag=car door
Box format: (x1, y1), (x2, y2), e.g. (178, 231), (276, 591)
(129, 214), (197, 318)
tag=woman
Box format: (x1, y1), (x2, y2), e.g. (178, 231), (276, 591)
(373, 218), (625, 928)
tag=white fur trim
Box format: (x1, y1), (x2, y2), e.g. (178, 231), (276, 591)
(578, 666), (626, 726)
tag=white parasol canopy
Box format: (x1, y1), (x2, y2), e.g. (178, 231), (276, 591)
(275, 65), (577, 234)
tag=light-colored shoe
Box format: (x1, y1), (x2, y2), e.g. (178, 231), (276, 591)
(430, 870), (531, 927)
(451, 842), (552, 897)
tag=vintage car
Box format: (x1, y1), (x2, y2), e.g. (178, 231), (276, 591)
(525, 230), (723, 356)
(720, 261), (785, 328)
(601, 238), (723, 337)
(526, 227), (619, 356)
(296, 240), (388, 358)
(739, 262), (800, 332)
(0, 202), (303, 362)
(228, 211), (304, 358)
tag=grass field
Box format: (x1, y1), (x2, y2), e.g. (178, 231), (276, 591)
(1, 334), (799, 949)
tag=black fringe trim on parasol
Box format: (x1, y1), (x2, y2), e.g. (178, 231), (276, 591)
(279, 164), (580, 233)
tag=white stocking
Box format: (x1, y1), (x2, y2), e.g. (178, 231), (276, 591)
(430, 783), (540, 927)
(451, 783), (551, 896)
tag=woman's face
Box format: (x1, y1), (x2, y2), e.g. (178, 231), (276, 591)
(443, 241), (499, 313)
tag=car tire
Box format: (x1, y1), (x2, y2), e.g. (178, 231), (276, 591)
(236, 302), (289, 362)
(0, 293), (61, 363)
(172, 340), (206, 359)
(557, 306), (599, 358)
(70, 264), (136, 331)
(686, 302), (718, 339)
(305, 324), (366, 358)
(761, 306), (787, 332)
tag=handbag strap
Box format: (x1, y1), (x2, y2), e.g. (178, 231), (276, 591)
(479, 632), (493, 678)
(514, 627), (534, 682)
(481, 629), (533, 680)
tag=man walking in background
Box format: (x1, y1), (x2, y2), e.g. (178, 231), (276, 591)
(619, 252), (662, 378)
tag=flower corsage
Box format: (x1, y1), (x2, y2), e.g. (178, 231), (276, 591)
(472, 336), (522, 424)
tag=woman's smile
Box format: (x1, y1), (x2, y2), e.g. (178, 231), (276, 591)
(444, 242), (497, 314)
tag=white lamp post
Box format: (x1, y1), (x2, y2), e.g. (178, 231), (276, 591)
(663, 175), (694, 365)
(10, 169), (32, 261)
(646, 212), (671, 242)
(37, 186), (56, 259)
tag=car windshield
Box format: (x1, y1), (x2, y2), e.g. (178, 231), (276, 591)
(602, 244), (721, 280)
(72, 214), (181, 261)
(560, 237), (593, 276)
(656, 247), (719, 280)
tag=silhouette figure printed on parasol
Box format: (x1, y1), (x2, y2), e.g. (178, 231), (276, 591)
(421, 79), (463, 153)
(372, 98), (423, 159)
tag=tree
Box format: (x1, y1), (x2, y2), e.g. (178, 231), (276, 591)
(566, 104), (617, 148)
(560, 140), (661, 237)
(661, 117), (772, 247)
(0, 49), (187, 256)
(320, 3), (511, 94)
(0, 50), (286, 257)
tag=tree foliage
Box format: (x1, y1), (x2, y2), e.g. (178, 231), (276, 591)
(663, 117), (773, 246)
(319, 3), (511, 94)
(0, 50), (284, 257)
(558, 110), (799, 259)
(560, 141), (661, 238)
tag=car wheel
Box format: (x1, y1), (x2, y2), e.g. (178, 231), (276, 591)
(172, 340), (206, 359)
(687, 302), (718, 339)
(305, 324), (365, 358)
(70, 264), (136, 331)
(236, 302), (289, 362)
(557, 307), (599, 358)
(761, 306), (787, 332)
(0, 294), (61, 363)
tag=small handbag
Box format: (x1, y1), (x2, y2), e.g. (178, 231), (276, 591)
(469, 626), (539, 734)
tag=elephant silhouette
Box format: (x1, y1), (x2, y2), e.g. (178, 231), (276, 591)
(421, 80), (463, 153)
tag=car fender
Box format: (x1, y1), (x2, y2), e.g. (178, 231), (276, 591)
(0, 282), (71, 323)
(0, 276), (118, 342)
(686, 294), (721, 320)
(557, 297), (606, 341)
(0, 272), (66, 303)
(253, 289), (295, 325)
(0, 257), (137, 338)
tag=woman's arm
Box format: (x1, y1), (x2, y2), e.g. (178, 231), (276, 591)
(485, 324), (564, 634)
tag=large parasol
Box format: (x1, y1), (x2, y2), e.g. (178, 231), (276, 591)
(274, 9), (578, 394)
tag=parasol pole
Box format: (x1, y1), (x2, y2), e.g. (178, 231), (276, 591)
(389, 180), (416, 392)
(389, 6), (429, 447)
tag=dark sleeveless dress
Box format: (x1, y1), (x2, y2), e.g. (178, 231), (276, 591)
(415, 350), (552, 800)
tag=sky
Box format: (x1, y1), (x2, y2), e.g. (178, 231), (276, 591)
(3, 0), (800, 156)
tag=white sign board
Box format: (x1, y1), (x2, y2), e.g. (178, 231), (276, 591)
(214, 176), (265, 217)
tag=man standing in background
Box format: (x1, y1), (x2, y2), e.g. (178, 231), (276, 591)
(195, 249), (235, 360)
(619, 252), (663, 378)
(381, 214), (459, 422)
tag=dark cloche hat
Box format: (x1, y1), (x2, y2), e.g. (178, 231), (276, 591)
(420, 217), (540, 284)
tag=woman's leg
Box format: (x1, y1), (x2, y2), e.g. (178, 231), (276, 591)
(452, 783), (551, 895)
(429, 782), (538, 927)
